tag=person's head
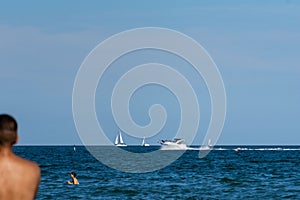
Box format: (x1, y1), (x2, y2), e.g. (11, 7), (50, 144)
(0, 114), (18, 146)
(70, 172), (77, 178)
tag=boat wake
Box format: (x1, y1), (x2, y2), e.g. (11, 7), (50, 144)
(209, 147), (300, 151)
(160, 146), (300, 151)
(231, 147), (300, 151)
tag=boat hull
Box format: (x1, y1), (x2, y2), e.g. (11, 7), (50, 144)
(115, 143), (127, 147)
(160, 143), (187, 150)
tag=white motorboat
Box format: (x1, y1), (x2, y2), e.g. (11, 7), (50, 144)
(141, 137), (150, 146)
(160, 138), (187, 150)
(114, 130), (127, 147)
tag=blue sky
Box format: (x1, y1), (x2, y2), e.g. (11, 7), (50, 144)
(0, 0), (299, 145)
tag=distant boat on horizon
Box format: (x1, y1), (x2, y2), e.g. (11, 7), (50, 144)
(160, 138), (213, 151)
(114, 130), (127, 147)
(160, 138), (187, 150)
(141, 137), (150, 146)
(199, 139), (212, 150)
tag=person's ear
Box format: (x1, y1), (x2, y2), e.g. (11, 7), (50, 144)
(14, 133), (19, 144)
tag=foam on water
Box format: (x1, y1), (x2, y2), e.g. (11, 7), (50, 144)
(161, 146), (300, 151)
(230, 147), (300, 151)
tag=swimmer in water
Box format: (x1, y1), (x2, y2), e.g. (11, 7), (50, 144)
(67, 172), (79, 184)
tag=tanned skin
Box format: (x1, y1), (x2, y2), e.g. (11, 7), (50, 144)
(67, 172), (79, 185)
(0, 114), (40, 200)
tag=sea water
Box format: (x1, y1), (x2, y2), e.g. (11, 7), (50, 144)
(14, 146), (300, 199)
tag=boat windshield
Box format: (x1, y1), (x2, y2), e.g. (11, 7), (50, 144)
(173, 138), (185, 144)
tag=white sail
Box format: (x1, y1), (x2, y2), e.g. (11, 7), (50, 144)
(141, 137), (145, 146)
(141, 136), (150, 146)
(208, 139), (212, 147)
(114, 130), (127, 146)
(119, 132), (124, 144)
(114, 134), (119, 145)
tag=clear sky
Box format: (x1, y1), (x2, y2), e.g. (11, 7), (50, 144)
(0, 0), (299, 145)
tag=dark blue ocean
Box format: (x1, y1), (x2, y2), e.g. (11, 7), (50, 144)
(15, 146), (300, 199)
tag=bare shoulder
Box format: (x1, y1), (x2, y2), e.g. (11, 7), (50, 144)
(14, 155), (41, 176)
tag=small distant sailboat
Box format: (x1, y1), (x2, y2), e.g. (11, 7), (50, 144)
(141, 137), (150, 146)
(114, 130), (127, 147)
(199, 139), (212, 150)
(208, 139), (212, 148)
(73, 145), (76, 152)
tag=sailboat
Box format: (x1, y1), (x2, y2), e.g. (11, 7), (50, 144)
(141, 137), (150, 146)
(199, 139), (212, 150)
(114, 130), (127, 147)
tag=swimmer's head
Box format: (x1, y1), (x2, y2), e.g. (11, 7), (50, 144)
(0, 114), (18, 146)
(70, 172), (77, 178)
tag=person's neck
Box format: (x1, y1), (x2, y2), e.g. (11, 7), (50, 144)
(0, 145), (14, 156)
